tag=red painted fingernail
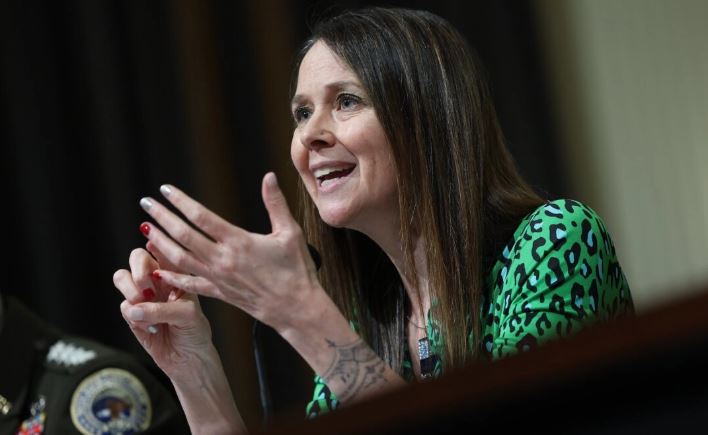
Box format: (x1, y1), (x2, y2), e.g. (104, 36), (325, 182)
(151, 270), (161, 281)
(142, 288), (156, 301)
(140, 223), (150, 236)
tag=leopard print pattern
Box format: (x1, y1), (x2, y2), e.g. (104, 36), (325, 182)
(306, 199), (633, 417)
(480, 199), (633, 359)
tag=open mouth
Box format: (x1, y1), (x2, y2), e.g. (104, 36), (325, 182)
(315, 165), (356, 187)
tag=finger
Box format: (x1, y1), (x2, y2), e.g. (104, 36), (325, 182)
(113, 269), (142, 304)
(153, 270), (224, 301)
(120, 300), (154, 336)
(145, 244), (191, 306)
(139, 196), (215, 260)
(146, 241), (180, 272)
(138, 222), (210, 277)
(129, 248), (159, 302)
(261, 172), (297, 234)
(158, 184), (244, 242)
(122, 299), (205, 329)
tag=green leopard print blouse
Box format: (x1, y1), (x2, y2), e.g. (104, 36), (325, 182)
(306, 199), (634, 417)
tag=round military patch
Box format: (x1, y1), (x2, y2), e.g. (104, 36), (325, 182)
(70, 368), (152, 435)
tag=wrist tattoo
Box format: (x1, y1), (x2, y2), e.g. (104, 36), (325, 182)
(321, 338), (387, 403)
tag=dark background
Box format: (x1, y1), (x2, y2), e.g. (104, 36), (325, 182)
(0, 0), (564, 427)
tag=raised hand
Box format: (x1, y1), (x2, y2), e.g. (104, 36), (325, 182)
(136, 172), (323, 333)
(120, 172), (406, 416)
(112, 248), (215, 384)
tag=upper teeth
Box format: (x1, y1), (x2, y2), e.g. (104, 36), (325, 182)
(313, 166), (353, 179)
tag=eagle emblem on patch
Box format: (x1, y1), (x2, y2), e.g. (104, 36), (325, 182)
(70, 368), (151, 435)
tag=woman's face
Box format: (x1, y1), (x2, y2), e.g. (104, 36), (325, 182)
(290, 41), (398, 232)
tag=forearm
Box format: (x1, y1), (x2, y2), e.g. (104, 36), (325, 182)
(171, 348), (247, 435)
(278, 290), (407, 405)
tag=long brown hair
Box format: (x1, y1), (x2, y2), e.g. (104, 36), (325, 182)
(290, 8), (544, 374)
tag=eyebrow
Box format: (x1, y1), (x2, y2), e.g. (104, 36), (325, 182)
(291, 80), (364, 107)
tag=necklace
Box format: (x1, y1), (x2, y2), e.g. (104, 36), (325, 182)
(407, 316), (427, 330)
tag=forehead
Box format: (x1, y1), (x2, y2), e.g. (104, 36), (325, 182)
(295, 41), (359, 93)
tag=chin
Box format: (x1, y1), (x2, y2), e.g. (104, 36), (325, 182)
(317, 204), (358, 229)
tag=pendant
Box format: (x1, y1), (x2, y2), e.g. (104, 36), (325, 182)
(417, 337), (435, 380)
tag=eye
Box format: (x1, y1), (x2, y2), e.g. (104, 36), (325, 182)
(337, 93), (362, 111)
(293, 106), (312, 123)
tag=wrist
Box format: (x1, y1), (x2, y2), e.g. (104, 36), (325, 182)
(171, 347), (246, 434)
(169, 344), (228, 388)
(275, 285), (334, 343)
(276, 288), (360, 370)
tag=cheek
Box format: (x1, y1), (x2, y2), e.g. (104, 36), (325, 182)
(360, 128), (396, 192)
(290, 137), (307, 173)
(290, 138), (317, 198)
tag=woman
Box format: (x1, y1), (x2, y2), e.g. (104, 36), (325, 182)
(112, 7), (633, 433)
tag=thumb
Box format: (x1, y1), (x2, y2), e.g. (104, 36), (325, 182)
(262, 172), (296, 233)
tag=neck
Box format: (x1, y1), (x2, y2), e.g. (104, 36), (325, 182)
(356, 217), (430, 328)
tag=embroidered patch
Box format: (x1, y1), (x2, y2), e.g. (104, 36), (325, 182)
(47, 341), (97, 367)
(70, 368), (151, 435)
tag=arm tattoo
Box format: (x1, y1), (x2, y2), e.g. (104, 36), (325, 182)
(321, 338), (387, 403)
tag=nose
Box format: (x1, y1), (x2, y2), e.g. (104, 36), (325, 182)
(299, 109), (336, 151)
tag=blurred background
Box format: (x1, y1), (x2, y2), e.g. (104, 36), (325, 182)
(1, 0), (706, 429)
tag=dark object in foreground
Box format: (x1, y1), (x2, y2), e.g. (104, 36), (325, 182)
(261, 283), (708, 435)
(0, 295), (189, 434)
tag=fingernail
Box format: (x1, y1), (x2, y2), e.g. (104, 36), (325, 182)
(128, 307), (144, 321)
(140, 223), (150, 236)
(147, 325), (158, 334)
(266, 172), (278, 188)
(160, 184), (172, 197)
(140, 197), (153, 210)
(151, 270), (161, 281)
(142, 288), (155, 301)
